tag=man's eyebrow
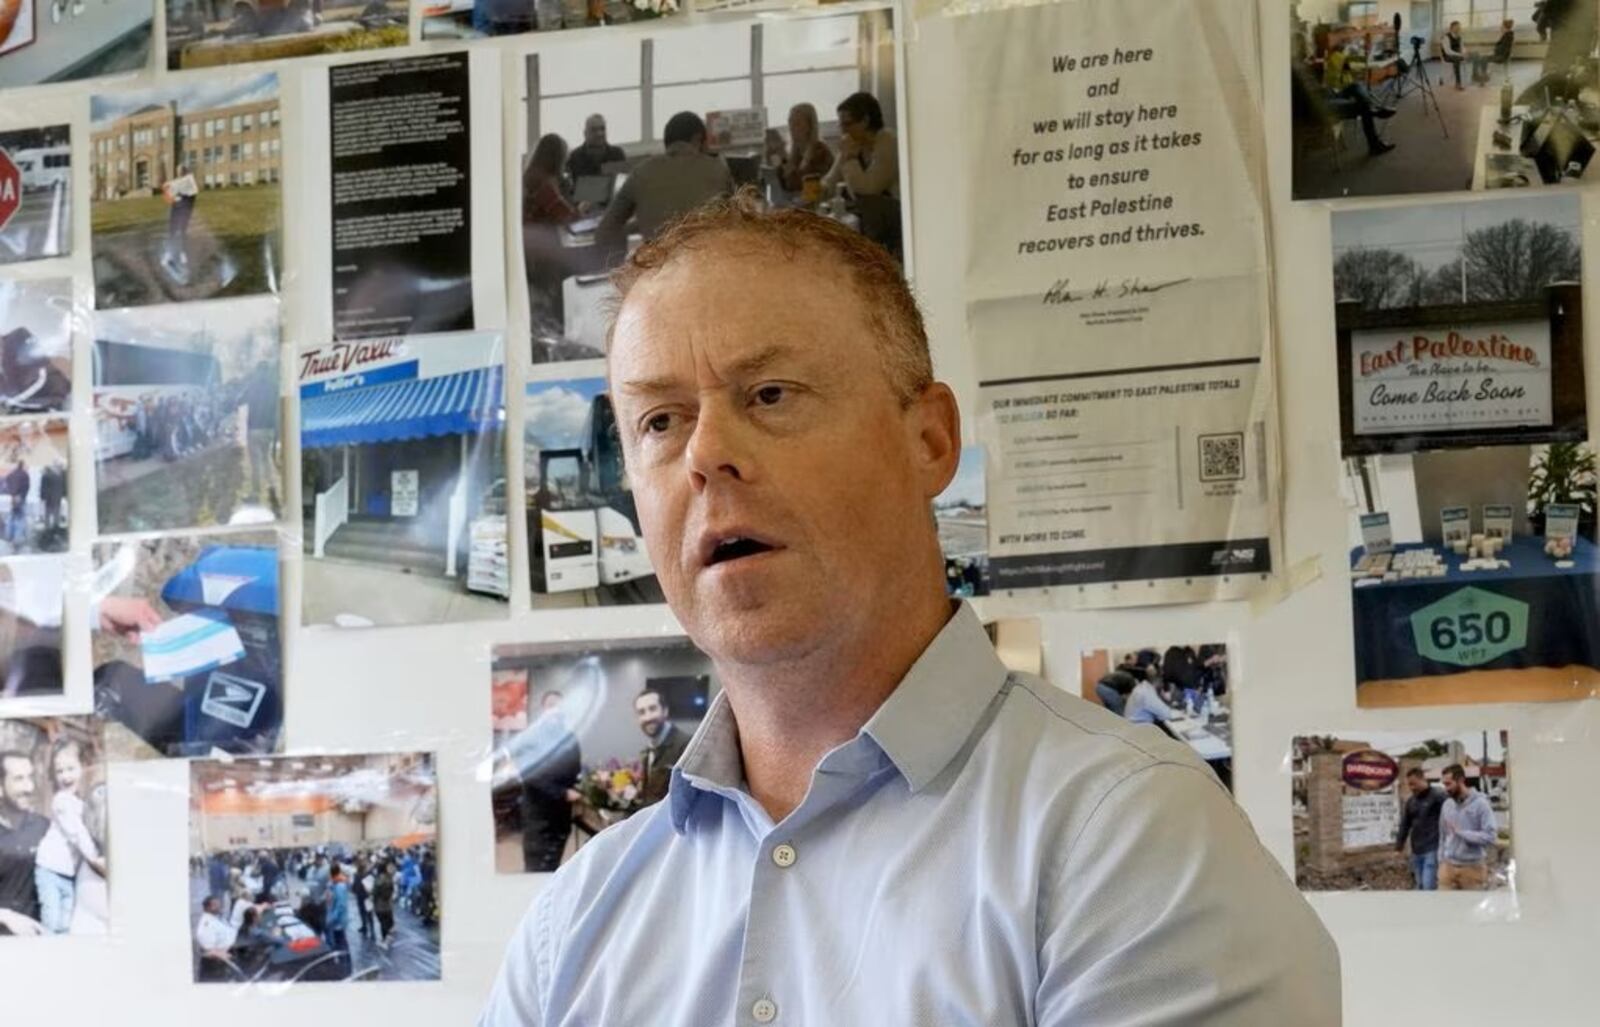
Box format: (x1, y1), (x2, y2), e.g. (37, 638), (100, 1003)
(616, 344), (800, 395)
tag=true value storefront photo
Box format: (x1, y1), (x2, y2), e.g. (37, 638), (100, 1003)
(1332, 192), (1599, 707)
(298, 332), (508, 628)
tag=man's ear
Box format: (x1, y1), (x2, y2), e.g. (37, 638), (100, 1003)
(910, 382), (962, 499)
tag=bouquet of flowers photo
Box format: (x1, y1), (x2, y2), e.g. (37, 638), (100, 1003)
(576, 758), (644, 814)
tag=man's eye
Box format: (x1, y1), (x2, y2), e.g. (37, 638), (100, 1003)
(754, 385), (784, 406)
(644, 413), (673, 434)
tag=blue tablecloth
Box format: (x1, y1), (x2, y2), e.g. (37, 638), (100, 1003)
(1351, 537), (1600, 684)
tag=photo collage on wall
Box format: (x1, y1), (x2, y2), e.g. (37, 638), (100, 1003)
(0, 277), (70, 704)
(77, 66), (288, 760)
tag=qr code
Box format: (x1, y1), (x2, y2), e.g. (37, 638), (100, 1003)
(1198, 432), (1245, 483)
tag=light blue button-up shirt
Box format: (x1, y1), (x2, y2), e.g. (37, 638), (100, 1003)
(481, 604), (1340, 1025)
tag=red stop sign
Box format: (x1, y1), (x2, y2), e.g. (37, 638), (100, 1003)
(0, 149), (19, 232)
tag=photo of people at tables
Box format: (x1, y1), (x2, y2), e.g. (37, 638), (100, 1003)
(1078, 644), (1232, 790)
(188, 752), (439, 983)
(1291, 730), (1511, 892)
(1290, 1), (1598, 199)
(422, 0), (677, 40)
(519, 7), (902, 362)
(0, 717), (107, 937)
(489, 638), (716, 872)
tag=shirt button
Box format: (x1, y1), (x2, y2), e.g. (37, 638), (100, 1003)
(771, 843), (797, 869)
(752, 998), (778, 1023)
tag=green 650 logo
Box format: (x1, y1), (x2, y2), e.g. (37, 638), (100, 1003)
(1409, 587), (1529, 667)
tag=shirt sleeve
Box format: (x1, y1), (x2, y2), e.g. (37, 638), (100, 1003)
(53, 794), (100, 863)
(479, 885), (555, 1027)
(1394, 798), (1415, 848)
(595, 176), (638, 259)
(839, 130), (899, 197)
(1036, 762), (1341, 1026)
(1458, 800), (1498, 846)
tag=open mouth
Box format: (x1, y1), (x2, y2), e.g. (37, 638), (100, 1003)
(707, 537), (777, 566)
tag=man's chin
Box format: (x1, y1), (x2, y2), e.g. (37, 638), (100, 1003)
(690, 606), (827, 667)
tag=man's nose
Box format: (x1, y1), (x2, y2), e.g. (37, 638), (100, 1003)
(684, 399), (751, 489)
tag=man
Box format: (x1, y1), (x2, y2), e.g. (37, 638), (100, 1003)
(480, 197), (1339, 1024)
(325, 866), (351, 955)
(1439, 763), (1499, 891)
(194, 894), (238, 978)
(566, 114), (626, 181)
(516, 690), (581, 873)
(303, 852), (331, 932)
(0, 749), (47, 936)
(594, 111), (733, 262)
(1394, 767), (1445, 891)
(162, 164), (199, 276)
(5, 460), (28, 544)
(1124, 662), (1179, 725)
(1323, 42), (1397, 157)
(634, 688), (690, 806)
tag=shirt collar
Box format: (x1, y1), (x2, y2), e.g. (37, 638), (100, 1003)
(668, 602), (1010, 832)
(664, 141), (702, 158)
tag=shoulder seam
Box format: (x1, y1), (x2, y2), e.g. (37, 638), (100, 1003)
(1007, 674), (1182, 766)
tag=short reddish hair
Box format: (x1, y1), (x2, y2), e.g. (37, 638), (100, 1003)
(608, 192), (932, 405)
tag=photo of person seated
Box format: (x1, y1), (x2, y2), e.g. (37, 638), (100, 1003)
(1289, 4), (1599, 200)
(595, 111), (735, 261)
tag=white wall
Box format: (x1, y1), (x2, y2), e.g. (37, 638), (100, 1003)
(2, 1), (1598, 1024)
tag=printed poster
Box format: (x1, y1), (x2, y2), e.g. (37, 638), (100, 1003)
(959, 0), (1275, 606)
(330, 53), (473, 341)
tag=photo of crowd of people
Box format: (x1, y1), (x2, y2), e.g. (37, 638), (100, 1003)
(0, 418), (66, 557)
(93, 297), (280, 535)
(1292, 730), (1511, 892)
(1079, 643), (1232, 789)
(520, 8), (903, 362)
(165, 0), (408, 72)
(490, 638), (716, 873)
(90, 73), (281, 309)
(1291, 2), (1599, 199)
(0, 716), (108, 937)
(92, 529), (280, 759)
(0, 124), (71, 265)
(0, 277), (72, 417)
(188, 752), (439, 983)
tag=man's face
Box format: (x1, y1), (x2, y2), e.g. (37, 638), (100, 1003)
(635, 693), (667, 738)
(585, 117), (607, 149)
(1407, 775), (1427, 797)
(609, 241), (956, 667)
(1444, 774), (1466, 800)
(0, 755), (34, 809)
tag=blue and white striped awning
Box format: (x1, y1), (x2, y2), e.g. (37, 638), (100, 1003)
(301, 366), (503, 449)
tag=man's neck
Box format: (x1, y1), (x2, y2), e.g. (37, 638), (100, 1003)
(719, 588), (955, 824)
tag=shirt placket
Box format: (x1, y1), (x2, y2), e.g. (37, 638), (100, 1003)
(730, 742), (889, 1025)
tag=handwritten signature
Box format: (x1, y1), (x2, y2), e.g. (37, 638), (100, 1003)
(1041, 277), (1192, 305)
